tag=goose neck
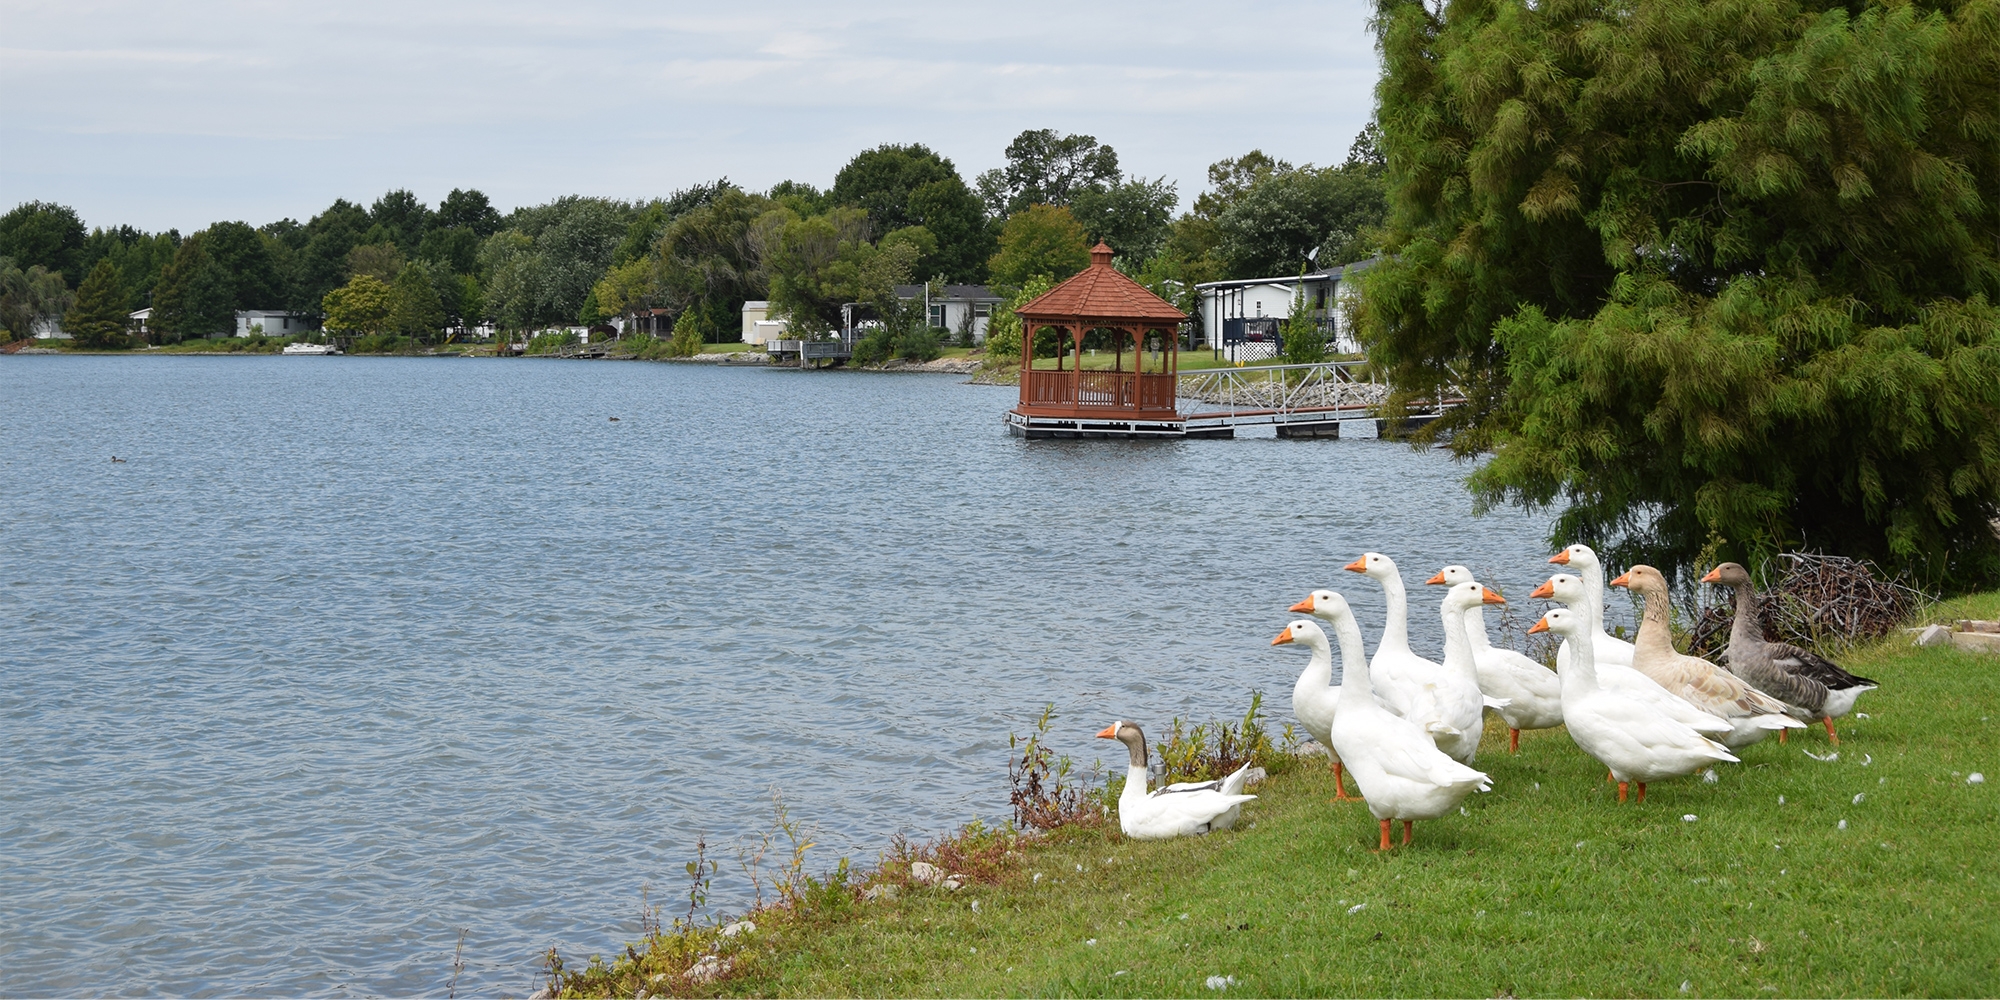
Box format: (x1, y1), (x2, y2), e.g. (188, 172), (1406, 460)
(1293, 635), (1335, 697)
(1632, 583), (1676, 656)
(1440, 601), (1476, 679)
(1122, 763), (1151, 807)
(1559, 633), (1602, 697)
(1377, 573), (1411, 651)
(1333, 616), (1375, 699)
(1465, 605), (1495, 651)
(1729, 583), (1761, 649)
(1582, 560), (1606, 613)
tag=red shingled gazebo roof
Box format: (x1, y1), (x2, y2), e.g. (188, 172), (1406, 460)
(1015, 243), (1187, 324)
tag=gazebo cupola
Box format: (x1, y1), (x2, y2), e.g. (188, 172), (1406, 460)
(1006, 242), (1189, 438)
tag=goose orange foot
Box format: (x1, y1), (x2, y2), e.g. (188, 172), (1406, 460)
(1402, 820), (1413, 847)
(1329, 762), (1365, 803)
(1618, 781), (1630, 803)
(1825, 717), (1841, 745)
(1378, 818), (1393, 851)
(1510, 728), (1520, 753)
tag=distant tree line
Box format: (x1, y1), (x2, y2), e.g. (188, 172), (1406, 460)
(0, 128), (1388, 348)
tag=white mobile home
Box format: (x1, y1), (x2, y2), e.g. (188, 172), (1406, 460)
(1194, 258), (1376, 360)
(235, 310), (312, 337)
(893, 284), (1004, 342)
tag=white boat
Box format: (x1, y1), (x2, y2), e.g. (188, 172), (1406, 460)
(282, 342), (342, 355)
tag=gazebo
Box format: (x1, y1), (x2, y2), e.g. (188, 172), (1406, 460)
(1006, 243), (1189, 439)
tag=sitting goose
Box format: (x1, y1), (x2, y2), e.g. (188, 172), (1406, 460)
(1612, 565), (1807, 748)
(1702, 562), (1878, 745)
(1278, 598), (1492, 850)
(1430, 566), (1563, 752)
(1096, 721), (1258, 840)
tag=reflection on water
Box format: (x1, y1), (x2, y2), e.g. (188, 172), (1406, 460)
(1, 356), (1566, 996)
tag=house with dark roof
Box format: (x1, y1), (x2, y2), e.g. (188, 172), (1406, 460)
(890, 284), (1005, 342)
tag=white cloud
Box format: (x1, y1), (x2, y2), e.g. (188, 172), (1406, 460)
(0, 0), (1381, 231)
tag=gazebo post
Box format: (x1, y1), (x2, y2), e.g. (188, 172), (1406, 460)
(1071, 321), (1083, 407)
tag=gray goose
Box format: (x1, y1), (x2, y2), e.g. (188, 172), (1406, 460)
(1701, 562), (1879, 745)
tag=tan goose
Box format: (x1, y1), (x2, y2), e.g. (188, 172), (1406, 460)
(1702, 562), (1879, 744)
(1612, 565), (1806, 748)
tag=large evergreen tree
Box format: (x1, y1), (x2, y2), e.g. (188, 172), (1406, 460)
(64, 260), (130, 348)
(1360, 0), (2000, 587)
(150, 239), (236, 341)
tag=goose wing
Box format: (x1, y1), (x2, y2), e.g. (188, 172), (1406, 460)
(1371, 729), (1491, 790)
(1730, 647), (1828, 715)
(1676, 656), (1796, 718)
(1768, 642), (1878, 690)
(1579, 692), (1740, 762)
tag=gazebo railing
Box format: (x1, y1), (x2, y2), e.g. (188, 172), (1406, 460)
(1023, 369), (1178, 410)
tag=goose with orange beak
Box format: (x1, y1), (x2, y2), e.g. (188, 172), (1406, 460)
(1530, 607), (1737, 802)
(1613, 565), (1806, 748)
(1548, 544), (1636, 665)
(1341, 552), (1452, 744)
(1274, 606), (1360, 802)
(1278, 601), (1492, 850)
(1096, 721), (1258, 840)
(1430, 566), (1562, 753)
(1425, 578), (1514, 763)
(1701, 562), (1877, 745)
(1532, 572), (1734, 737)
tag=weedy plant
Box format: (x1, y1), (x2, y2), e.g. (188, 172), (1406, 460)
(681, 833), (714, 926)
(1008, 704), (1106, 831)
(1151, 691), (1298, 786)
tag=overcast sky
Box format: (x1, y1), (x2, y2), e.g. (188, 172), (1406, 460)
(3, 0), (1381, 233)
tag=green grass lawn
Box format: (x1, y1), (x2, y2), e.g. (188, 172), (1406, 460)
(550, 594), (1999, 997)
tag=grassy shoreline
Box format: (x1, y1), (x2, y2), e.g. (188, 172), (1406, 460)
(548, 593), (2000, 998)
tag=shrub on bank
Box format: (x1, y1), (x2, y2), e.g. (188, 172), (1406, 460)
(350, 333), (415, 354)
(525, 330), (579, 355)
(157, 335), (291, 354)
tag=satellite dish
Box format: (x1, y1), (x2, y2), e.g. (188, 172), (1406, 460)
(1307, 246), (1320, 265)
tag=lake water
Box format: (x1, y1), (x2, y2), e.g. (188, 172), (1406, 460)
(1, 355), (1566, 997)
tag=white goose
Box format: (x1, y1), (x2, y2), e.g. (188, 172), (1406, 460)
(1548, 544), (1636, 665)
(1278, 600), (1491, 849)
(1530, 607), (1738, 802)
(1278, 602), (1360, 802)
(1342, 552), (1452, 742)
(1097, 721), (1258, 840)
(1431, 566), (1563, 752)
(1532, 572), (1734, 737)
(1430, 579), (1511, 763)
(1613, 565), (1806, 748)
